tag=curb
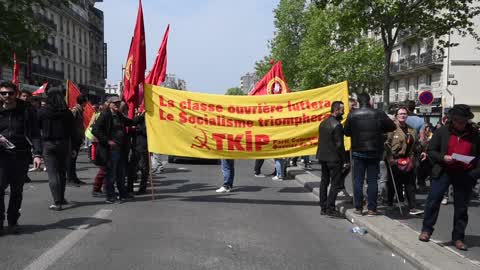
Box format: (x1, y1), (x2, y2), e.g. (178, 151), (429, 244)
(287, 167), (479, 270)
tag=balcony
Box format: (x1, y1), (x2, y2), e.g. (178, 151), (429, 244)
(34, 14), (57, 30)
(43, 43), (58, 54)
(390, 50), (444, 75)
(32, 64), (64, 80)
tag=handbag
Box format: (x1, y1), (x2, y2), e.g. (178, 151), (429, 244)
(397, 157), (414, 172)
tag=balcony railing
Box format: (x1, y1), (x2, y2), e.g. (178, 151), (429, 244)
(390, 50), (444, 74)
(32, 64), (64, 80)
(34, 14), (57, 30)
(44, 43), (58, 54)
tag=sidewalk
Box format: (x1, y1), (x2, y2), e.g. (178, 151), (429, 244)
(287, 159), (480, 270)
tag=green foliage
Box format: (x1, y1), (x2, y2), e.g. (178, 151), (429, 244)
(0, 0), (66, 63)
(225, 87), (246, 96)
(317, 0), (480, 104)
(256, 1), (384, 93)
(298, 5), (383, 93)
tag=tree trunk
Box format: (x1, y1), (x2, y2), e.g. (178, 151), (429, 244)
(382, 49), (392, 111)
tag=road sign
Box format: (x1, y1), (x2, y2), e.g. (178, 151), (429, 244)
(419, 105), (432, 114)
(418, 90), (434, 105)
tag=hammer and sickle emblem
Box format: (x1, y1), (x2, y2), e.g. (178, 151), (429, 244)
(191, 126), (211, 150)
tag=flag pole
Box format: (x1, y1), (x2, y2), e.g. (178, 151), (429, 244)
(148, 152), (155, 201)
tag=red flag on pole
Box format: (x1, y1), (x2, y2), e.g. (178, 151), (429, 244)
(32, 82), (48, 96)
(249, 61), (290, 96)
(145, 24), (169, 85)
(66, 80), (94, 129)
(12, 52), (19, 87)
(122, 0), (146, 118)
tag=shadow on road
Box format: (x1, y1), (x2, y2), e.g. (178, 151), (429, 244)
(18, 217), (112, 234)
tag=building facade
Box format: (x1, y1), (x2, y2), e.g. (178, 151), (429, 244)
(373, 16), (480, 123)
(162, 74), (187, 90)
(0, 0), (106, 104)
(240, 72), (258, 94)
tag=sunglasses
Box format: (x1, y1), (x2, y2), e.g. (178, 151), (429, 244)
(0, 91), (15, 96)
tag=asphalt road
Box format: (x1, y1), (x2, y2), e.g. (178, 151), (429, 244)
(0, 154), (414, 270)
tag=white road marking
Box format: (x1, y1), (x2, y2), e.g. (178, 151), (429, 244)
(22, 209), (112, 270)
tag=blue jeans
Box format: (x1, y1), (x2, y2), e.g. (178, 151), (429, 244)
(422, 172), (475, 241)
(353, 157), (380, 211)
(221, 159), (235, 188)
(105, 147), (127, 199)
(274, 159), (285, 178)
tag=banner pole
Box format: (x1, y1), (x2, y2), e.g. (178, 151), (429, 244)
(148, 152), (155, 201)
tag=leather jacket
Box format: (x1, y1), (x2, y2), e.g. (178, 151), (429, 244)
(316, 115), (346, 163)
(344, 105), (395, 153)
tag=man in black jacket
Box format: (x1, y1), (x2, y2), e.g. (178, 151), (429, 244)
(317, 101), (347, 216)
(92, 96), (137, 203)
(419, 105), (480, 251)
(0, 82), (42, 234)
(344, 93), (396, 216)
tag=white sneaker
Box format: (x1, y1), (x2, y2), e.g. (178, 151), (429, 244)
(43, 167), (47, 171)
(215, 186), (231, 193)
(409, 209), (424, 215)
(254, 174), (266, 178)
(272, 176), (283, 181)
(441, 197), (448, 205)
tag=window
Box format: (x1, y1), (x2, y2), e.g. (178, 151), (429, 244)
(406, 79), (411, 99)
(84, 32), (87, 45)
(80, 68), (83, 83)
(84, 51), (87, 65)
(79, 30), (82, 43)
(74, 66), (77, 82)
(68, 64), (71, 79)
(52, 61), (56, 71)
(73, 25), (76, 40)
(67, 42), (70, 59)
(60, 16), (63, 32)
(61, 62), (64, 72)
(60, 39), (64, 57)
(73, 45), (76, 62)
(46, 59), (50, 69)
(394, 80), (399, 102)
(426, 74), (432, 85)
(67, 20), (70, 36)
(414, 76), (420, 98)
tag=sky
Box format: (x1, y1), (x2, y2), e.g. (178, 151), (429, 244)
(96, 0), (279, 94)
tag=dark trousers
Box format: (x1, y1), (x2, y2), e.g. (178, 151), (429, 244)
(254, 159), (264, 175)
(387, 165), (416, 209)
(67, 144), (80, 182)
(43, 140), (69, 204)
(422, 172), (475, 241)
(127, 149), (139, 192)
(353, 157), (380, 211)
(0, 151), (30, 225)
(319, 161), (344, 211)
(417, 159), (431, 187)
(93, 167), (106, 193)
(105, 147), (127, 199)
(137, 151), (150, 190)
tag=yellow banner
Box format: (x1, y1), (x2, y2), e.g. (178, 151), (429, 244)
(145, 81), (349, 159)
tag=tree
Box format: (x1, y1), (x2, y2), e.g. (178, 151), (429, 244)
(0, 0), (66, 63)
(297, 4), (384, 93)
(316, 0), (480, 107)
(225, 87), (246, 95)
(258, 0), (307, 89)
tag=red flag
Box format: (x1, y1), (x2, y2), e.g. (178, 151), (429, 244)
(249, 61), (290, 96)
(32, 82), (48, 96)
(83, 102), (95, 130)
(66, 80), (80, 109)
(122, 0), (146, 118)
(12, 52), (19, 86)
(66, 80), (94, 129)
(145, 24), (169, 85)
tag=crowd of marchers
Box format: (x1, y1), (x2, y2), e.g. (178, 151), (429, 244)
(216, 92), (480, 252)
(0, 82), (158, 236)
